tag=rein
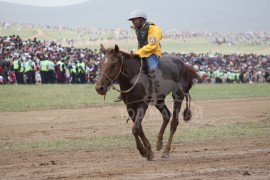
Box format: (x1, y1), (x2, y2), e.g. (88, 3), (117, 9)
(99, 52), (143, 94)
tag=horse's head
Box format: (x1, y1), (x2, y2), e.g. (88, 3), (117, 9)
(95, 44), (123, 95)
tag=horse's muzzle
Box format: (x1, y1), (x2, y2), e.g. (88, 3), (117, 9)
(95, 85), (108, 95)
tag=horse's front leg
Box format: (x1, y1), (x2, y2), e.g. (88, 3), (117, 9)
(131, 105), (154, 160)
(128, 108), (147, 157)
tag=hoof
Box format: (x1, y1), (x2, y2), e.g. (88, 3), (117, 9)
(141, 148), (149, 158)
(147, 150), (155, 161)
(156, 141), (163, 151)
(161, 152), (170, 159)
(142, 149), (149, 158)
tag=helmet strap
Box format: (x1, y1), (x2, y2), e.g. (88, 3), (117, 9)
(137, 18), (146, 29)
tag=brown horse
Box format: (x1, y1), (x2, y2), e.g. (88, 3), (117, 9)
(95, 44), (200, 160)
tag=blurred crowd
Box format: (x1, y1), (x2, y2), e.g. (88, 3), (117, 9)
(174, 52), (270, 84)
(0, 35), (101, 85)
(0, 34), (269, 85)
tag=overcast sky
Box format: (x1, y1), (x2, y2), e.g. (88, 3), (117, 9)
(0, 0), (90, 7)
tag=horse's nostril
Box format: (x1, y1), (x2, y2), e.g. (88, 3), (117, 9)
(99, 87), (104, 91)
(96, 86), (105, 93)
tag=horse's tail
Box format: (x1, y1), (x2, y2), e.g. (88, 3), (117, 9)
(183, 64), (201, 122)
(183, 93), (192, 122)
(184, 64), (202, 88)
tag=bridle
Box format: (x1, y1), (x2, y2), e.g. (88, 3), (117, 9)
(99, 52), (143, 93)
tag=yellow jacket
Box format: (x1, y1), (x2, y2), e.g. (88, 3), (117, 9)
(135, 24), (162, 58)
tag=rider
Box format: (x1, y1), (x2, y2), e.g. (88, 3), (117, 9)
(114, 9), (163, 104)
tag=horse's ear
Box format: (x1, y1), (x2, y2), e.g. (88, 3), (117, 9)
(100, 44), (107, 54)
(114, 44), (119, 53)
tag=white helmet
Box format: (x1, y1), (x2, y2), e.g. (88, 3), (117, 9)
(128, 9), (147, 20)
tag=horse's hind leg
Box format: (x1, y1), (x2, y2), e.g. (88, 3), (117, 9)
(155, 102), (171, 151)
(162, 91), (184, 159)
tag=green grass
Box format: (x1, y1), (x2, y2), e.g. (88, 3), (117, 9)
(175, 119), (270, 142)
(1, 119), (269, 152)
(0, 25), (37, 39)
(190, 83), (270, 100)
(0, 134), (134, 152)
(0, 84), (104, 112)
(0, 84), (269, 112)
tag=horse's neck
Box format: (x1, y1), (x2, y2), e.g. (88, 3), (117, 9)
(118, 58), (141, 88)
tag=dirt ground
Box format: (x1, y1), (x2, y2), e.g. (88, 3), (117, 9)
(0, 97), (270, 180)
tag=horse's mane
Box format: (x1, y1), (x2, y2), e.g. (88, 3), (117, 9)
(120, 50), (132, 58)
(102, 45), (138, 61)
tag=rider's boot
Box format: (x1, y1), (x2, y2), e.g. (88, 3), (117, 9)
(148, 72), (158, 106)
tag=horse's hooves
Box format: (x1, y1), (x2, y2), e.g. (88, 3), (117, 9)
(156, 141), (163, 151)
(147, 150), (155, 161)
(161, 152), (170, 159)
(142, 150), (149, 158)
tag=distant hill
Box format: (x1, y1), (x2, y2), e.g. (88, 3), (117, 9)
(0, 0), (270, 32)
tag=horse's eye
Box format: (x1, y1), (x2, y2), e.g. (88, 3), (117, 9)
(111, 64), (115, 68)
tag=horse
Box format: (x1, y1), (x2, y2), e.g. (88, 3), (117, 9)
(95, 44), (200, 160)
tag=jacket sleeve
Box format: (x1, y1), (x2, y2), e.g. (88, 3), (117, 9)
(135, 25), (162, 58)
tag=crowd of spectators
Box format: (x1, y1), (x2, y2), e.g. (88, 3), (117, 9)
(174, 52), (270, 83)
(0, 35), (101, 85)
(0, 34), (269, 85)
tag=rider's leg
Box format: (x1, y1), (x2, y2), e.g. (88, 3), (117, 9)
(146, 54), (160, 105)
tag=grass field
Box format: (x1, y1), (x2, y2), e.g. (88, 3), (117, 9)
(1, 119), (269, 152)
(0, 83), (269, 112)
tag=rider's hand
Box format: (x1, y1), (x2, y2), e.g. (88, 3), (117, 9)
(133, 50), (141, 59)
(133, 54), (141, 59)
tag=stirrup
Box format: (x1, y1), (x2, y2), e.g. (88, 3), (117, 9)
(114, 97), (122, 102)
(149, 96), (157, 106)
(149, 90), (158, 106)
(114, 95), (123, 102)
